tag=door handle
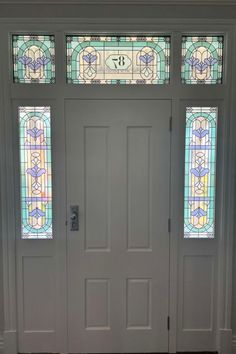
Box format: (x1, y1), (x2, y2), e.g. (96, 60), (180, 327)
(71, 212), (77, 221)
(70, 205), (79, 231)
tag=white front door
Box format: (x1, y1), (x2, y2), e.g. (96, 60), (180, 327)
(66, 99), (171, 353)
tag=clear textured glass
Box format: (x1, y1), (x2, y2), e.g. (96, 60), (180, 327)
(66, 35), (170, 84)
(184, 107), (217, 238)
(19, 106), (52, 239)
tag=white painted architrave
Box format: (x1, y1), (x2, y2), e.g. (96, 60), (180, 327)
(0, 336), (4, 354)
(0, 26), (18, 354)
(217, 25), (236, 354)
(0, 17), (235, 354)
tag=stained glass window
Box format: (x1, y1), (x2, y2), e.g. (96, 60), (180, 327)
(184, 107), (218, 238)
(13, 35), (55, 84)
(181, 36), (223, 84)
(19, 106), (52, 239)
(66, 35), (170, 84)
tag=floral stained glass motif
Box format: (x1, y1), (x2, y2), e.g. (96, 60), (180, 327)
(184, 107), (218, 238)
(66, 35), (170, 84)
(13, 35), (55, 83)
(181, 36), (223, 84)
(19, 107), (52, 239)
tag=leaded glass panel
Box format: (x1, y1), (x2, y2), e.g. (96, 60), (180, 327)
(13, 35), (55, 83)
(181, 36), (223, 84)
(19, 106), (52, 239)
(184, 107), (217, 238)
(66, 35), (170, 84)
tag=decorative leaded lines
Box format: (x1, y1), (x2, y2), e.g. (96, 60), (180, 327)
(19, 106), (52, 239)
(181, 36), (223, 84)
(66, 35), (170, 84)
(184, 107), (217, 238)
(12, 34), (225, 85)
(13, 35), (55, 83)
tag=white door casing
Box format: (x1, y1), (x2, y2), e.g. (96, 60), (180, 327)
(66, 99), (171, 353)
(0, 21), (234, 354)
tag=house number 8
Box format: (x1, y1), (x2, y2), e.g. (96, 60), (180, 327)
(106, 54), (131, 71)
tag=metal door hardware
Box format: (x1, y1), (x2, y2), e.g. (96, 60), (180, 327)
(70, 205), (79, 231)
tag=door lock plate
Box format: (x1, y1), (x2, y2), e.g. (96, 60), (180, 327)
(70, 205), (79, 231)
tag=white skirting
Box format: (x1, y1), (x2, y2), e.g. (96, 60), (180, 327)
(0, 334), (4, 354)
(232, 335), (236, 354)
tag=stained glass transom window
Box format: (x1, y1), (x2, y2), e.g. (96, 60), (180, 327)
(66, 35), (170, 84)
(19, 106), (52, 239)
(184, 107), (218, 238)
(181, 36), (223, 84)
(13, 35), (55, 84)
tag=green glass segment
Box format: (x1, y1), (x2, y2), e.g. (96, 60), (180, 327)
(66, 35), (170, 84)
(19, 106), (52, 239)
(13, 35), (55, 83)
(181, 36), (223, 84)
(184, 107), (217, 238)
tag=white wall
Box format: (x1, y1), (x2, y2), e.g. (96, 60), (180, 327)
(0, 207), (4, 351)
(0, 2), (235, 353)
(232, 216), (236, 350)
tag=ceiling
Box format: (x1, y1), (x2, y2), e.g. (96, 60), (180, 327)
(0, 0), (234, 4)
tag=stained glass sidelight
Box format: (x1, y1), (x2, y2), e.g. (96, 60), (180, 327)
(181, 36), (223, 84)
(19, 106), (52, 239)
(184, 107), (218, 238)
(13, 35), (55, 83)
(66, 35), (170, 84)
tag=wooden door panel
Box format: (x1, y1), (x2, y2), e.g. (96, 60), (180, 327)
(66, 100), (171, 353)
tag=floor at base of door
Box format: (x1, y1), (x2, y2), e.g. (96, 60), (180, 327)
(18, 351), (218, 354)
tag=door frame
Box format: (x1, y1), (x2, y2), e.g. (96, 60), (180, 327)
(0, 17), (235, 354)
